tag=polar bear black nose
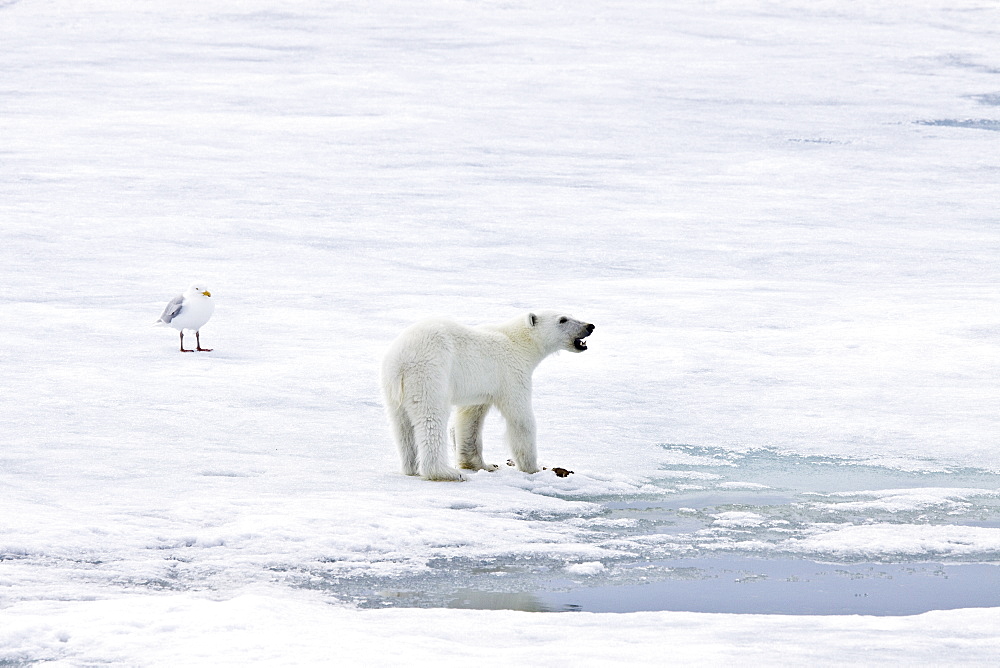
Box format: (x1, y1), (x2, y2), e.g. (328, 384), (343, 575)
(586, 323), (595, 333)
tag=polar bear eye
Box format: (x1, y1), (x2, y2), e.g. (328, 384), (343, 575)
(559, 317), (568, 324)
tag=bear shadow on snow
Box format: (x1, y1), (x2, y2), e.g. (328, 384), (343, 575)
(381, 311), (594, 481)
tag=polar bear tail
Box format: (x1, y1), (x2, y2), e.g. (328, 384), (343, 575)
(381, 370), (404, 409)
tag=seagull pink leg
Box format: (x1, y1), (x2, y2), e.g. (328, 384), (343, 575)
(195, 331), (212, 352)
(180, 332), (193, 353)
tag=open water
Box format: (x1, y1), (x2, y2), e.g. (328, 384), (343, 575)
(320, 447), (1000, 614)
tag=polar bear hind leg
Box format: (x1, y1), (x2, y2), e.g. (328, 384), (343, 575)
(405, 399), (467, 482)
(386, 403), (419, 476)
(453, 404), (498, 471)
(384, 364), (465, 481)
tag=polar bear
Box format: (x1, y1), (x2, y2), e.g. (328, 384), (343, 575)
(381, 311), (595, 481)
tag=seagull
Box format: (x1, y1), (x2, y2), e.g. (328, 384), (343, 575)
(157, 284), (215, 352)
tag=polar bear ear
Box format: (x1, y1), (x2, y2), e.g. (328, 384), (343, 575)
(527, 313), (537, 327)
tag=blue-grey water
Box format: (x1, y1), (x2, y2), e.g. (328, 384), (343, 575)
(320, 447), (1000, 614)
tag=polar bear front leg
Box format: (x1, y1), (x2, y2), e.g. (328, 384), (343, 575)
(409, 402), (467, 482)
(454, 404), (498, 471)
(499, 402), (540, 474)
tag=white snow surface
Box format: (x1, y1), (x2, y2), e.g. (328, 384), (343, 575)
(3, 0), (1000, 664)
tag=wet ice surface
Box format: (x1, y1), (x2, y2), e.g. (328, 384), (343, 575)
(312, 448), (1000, 614)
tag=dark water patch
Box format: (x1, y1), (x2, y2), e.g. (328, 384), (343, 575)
(937, 55), (1000, 75)
(968, 93), (1000, 107)
(915, 119), (1000, 132)
(536, 558), (1000, 615)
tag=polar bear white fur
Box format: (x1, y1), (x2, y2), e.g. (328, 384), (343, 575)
(381, 311), (595, 481)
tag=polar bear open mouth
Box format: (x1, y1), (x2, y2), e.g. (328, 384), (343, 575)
(573, 337), (589, 351)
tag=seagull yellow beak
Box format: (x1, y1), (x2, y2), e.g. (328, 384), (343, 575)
(202, 291), (212, 297)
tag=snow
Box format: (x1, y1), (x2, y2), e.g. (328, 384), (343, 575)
(3, 0), (1000, 664)
(790, 524), (1000, 561)
(564, 561), (607, 576)
(805, 488), (1000, 514)
(711, 511), (768, 528)
(4, 594), (1000, 667)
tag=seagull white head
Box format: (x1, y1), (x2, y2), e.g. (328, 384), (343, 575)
(186, 284), (212, 298)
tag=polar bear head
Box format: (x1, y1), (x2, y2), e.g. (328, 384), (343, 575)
(526, 311), (595, 354)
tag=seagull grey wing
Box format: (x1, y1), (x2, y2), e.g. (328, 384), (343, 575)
(159, 295), (185, 324)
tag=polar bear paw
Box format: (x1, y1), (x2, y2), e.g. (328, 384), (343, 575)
(424, 467), (468, 482)
(458, 459), (499, 472)
(504, 459), (541, 474)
